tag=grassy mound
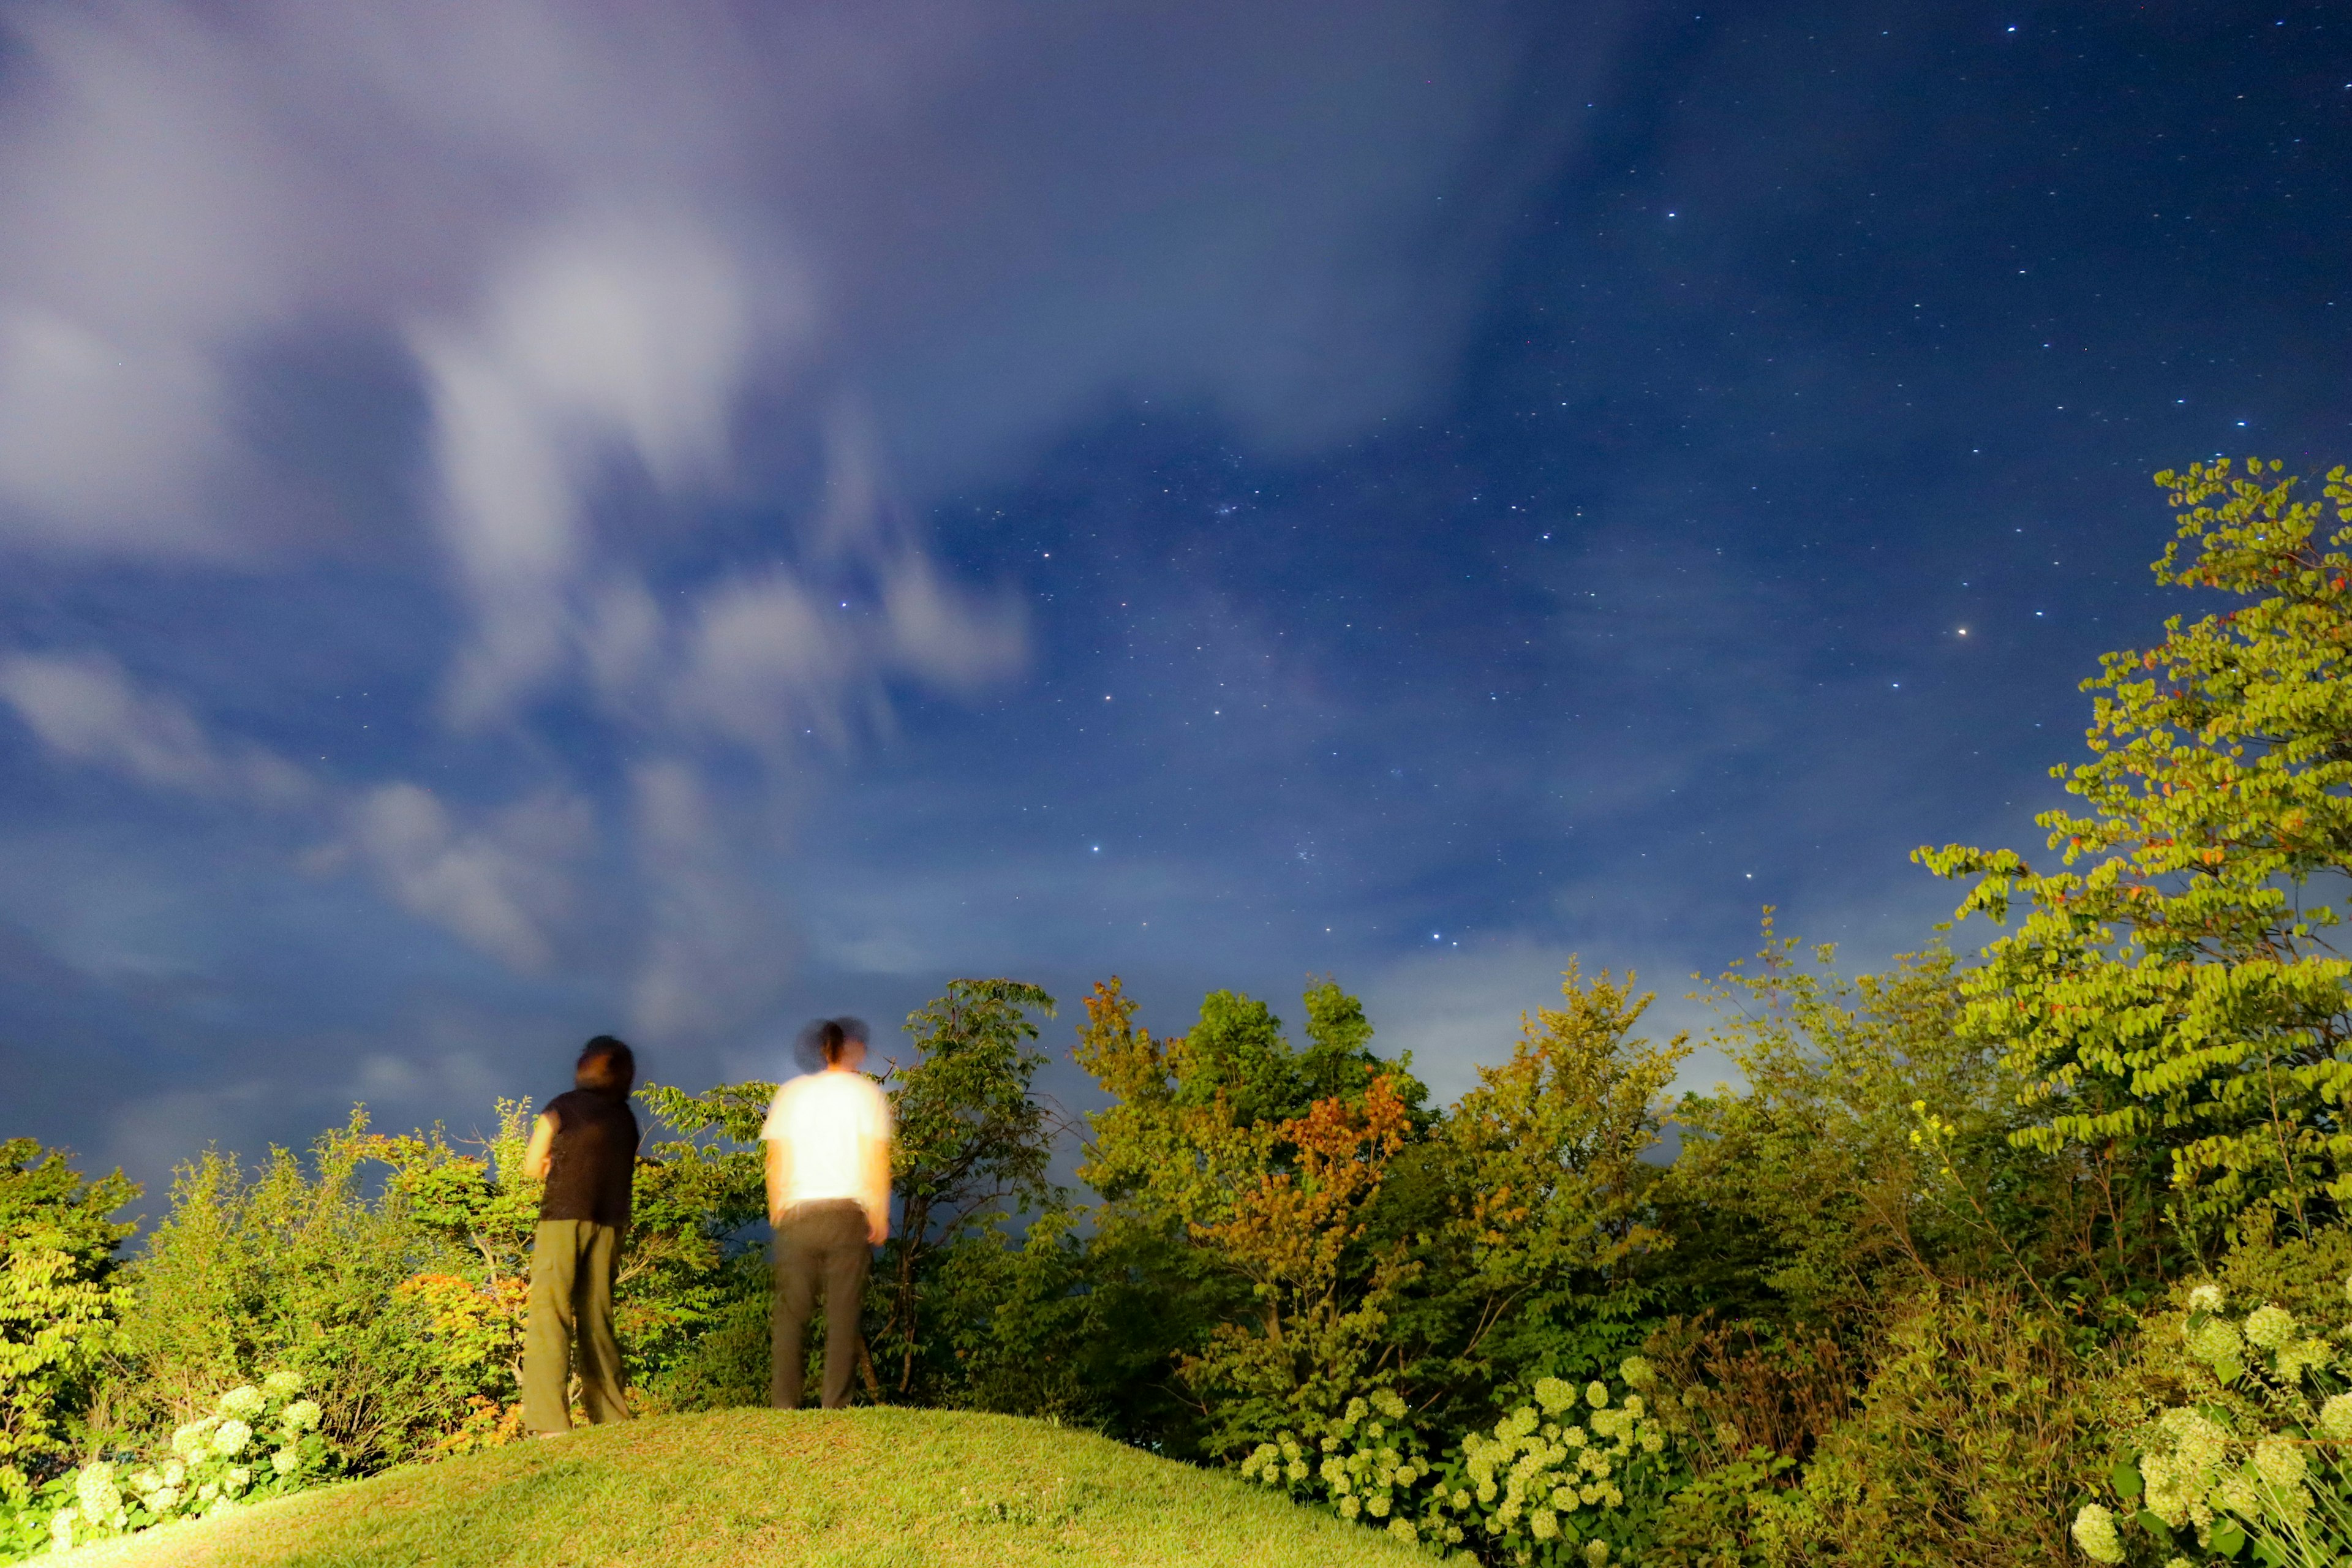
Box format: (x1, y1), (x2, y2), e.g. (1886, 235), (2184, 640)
(64, 1408), (1420, 1568)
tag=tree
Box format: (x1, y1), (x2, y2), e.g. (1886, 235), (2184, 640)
(0, 1140), (135, 1502)
(1920, 458), (2352, 1248)
(1656, 924), (2120, 1327)
(1075, 976), (1428, 1454)
(111, 1111), (463, 1469)
(873, 978), (1061, 1400)
(1382, 964), (1685, 1425)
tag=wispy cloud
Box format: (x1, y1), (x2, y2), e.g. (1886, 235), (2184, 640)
(0, 0), (1632, 1151)
(0, 652), (309, 804)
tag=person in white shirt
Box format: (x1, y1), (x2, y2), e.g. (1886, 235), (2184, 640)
(761, 1017), (892, 1410)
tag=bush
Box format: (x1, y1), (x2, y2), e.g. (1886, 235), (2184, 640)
(0, 1140), (136, 1504)
(105, 1112), (474, 1470)
(1, 1371), (333, 1562)
(2073, 1226), (2352, 1565)
(1238, 1362), (1689, 1562)
(1645, 1287), (2102, 1567)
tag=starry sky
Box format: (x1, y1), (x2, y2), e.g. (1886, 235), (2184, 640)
(2, 1), (2346, 1202)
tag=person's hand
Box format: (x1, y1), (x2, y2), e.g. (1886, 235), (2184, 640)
(869, 1216), (888, 1246)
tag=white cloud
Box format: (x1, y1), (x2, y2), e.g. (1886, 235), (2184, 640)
(0, 652), (308, 804)
(0, 0), (1632, 1058)
(344, 782), (591, 973)
(627, 759), (799, 1041)
(412, 211), (764, 726)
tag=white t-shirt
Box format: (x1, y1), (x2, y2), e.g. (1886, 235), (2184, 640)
(760, 1070), (892, 1216)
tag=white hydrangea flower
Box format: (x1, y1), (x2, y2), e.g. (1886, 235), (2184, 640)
(2245, 1305), (2296, 1350)
(1338, 1495), (1362, 1520)
(1385, 1518), (1416, 1544)
(1371, 1389), (1407, 1421)
(263, 1370), (304, 1396)
(50, 1509), (75, 1551)
(1619, 1356), (1656, 1389)
(2187, 1281), (2226, 1314)
(2321, 1393), (2352, 1440)
(76, 1460), (119, 1518)
(2191, 1317), (2244, 1367)
(2254, 1437), (2309, 1506)
(2071, 1504), (2125, 1565)
(162, 1459), (186, 1488)
(1584, 1539), (1611, 1566)
(213, 1418), (253, 1457)
(149, 1487), (181, 1514)
(280, 1399), (322, 1433)
(2275, 1337), (2334, 1382)
(172, 1419), (216, 1458)
(1534, 1377), (1575, 1414)
(1528, 1508), (1558, 1540)
(219, 1384), (265, 1416)
(1585, 1381), (1609, 1410)
(225, 1466), (252, 1493)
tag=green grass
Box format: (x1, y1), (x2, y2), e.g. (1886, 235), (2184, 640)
(63, 1409), (1421, 1568)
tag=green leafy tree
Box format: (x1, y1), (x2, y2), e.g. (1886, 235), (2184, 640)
(873, 979), (1060, 1400)
(1075, 976), (1423, 1454)
(626, 1079), (775, 1412)
(0, 1141), (135, 1502)
(1920, 458), (2352, 1248)
(1380, 965), (1686, 1431)
(1656, 924), (2122, 1327)
(109, 1111), (460, 1469)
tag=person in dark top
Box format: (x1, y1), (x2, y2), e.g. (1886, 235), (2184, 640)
(519, 1036), (640, 1436)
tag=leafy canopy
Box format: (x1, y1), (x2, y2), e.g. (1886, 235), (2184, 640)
(1920, 458), (2352, 1243)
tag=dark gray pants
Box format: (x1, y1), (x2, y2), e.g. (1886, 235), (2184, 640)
(772, 1200), (872, 1410)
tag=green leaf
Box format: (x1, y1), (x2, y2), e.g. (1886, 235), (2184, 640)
(2133, 1509), (2172, 1547)
(2111, 1458), (2144, 1500)
(2209, 1519), (2245, 1558)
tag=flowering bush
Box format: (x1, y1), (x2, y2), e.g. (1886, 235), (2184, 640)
(20, 1371), (334, 1558)
(1239, 1362), (1689, 1562)
(2077, 1278), (2352, 1567)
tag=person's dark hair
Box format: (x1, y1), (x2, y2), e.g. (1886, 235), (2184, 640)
(822, 1017), (870, 1066)
(575, 1035), (635, 1095)
(796, 1016), (870, 1071)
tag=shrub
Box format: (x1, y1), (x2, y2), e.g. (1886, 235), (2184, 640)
(2075, 1227), (2352, 1565)
(4, 1371), (333, 1562)
(107, 1112), (483, 1469)
(0, 1140), (136, 1504)
(1240, 1362), (1689, 1562)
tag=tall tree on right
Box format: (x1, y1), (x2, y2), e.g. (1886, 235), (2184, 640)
(1921, 458), (2352, 1251)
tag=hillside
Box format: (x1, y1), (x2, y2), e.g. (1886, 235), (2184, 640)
(58, 1408), (1420, 1568)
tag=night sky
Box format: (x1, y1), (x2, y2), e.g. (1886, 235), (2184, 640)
(4, 1), (2346, 1202)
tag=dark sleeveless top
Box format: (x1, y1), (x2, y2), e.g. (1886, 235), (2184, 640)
(538, 1089), (639, 1228)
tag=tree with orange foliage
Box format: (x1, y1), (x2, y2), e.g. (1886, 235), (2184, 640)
(1076, 976), (1427, 1454)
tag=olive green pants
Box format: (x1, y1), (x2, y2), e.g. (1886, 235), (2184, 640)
(521, 1219), (631, 1434)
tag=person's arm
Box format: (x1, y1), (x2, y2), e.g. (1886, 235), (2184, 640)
(766, 1136), (792, 1227)
(522, 1110), (557, 1182)
(861, 1106), (892, 1246)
